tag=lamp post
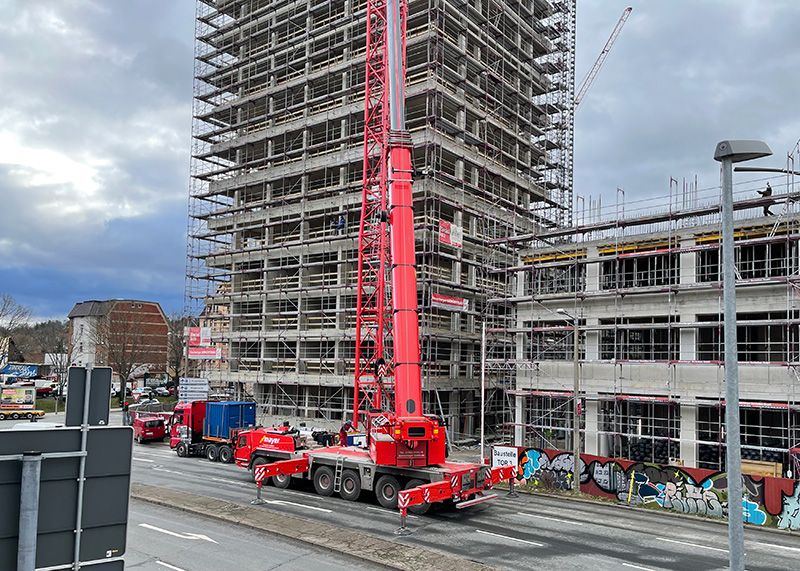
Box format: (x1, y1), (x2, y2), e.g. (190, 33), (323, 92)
(714, 140), (772, 571)
(556, 307), (581, 493)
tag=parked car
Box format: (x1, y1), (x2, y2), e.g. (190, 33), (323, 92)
(132, 388), (153, 401)
(154, 387), (170, 397)
(133, 416), (166, 444)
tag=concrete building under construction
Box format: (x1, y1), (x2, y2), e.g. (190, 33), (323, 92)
(506, 165), (800, 475)
(185, 0), (576, 435)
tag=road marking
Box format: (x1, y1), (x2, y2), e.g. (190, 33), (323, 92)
(133, 457), (155, 463)
(210, 476), (242, 485)
(754, 541), (800, 553)
(516, 512), (583, 526)
(366, 506), (419, 519)
(139, 523), (218, 543)
(156, 562), (187, 571)
(656, 537), (727, 553)
(152, 467), (186, 476)
(266, 499), (332, 513)
(622, 563), (656, 571)
(475, 529), (544, 547)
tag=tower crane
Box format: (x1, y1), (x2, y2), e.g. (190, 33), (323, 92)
(574, 6), (633, 108)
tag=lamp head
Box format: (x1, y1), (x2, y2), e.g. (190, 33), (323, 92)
(714, 140), (772, 163)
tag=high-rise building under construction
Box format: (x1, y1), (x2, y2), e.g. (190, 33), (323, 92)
(186, 0), (575, 434)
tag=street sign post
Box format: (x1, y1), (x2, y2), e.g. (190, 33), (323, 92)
(66, 366), (113, 427)
(178, 377), (209, 402)
(0, 426), (132, 570)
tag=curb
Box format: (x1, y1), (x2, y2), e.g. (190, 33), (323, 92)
(130, 483), (499, 571)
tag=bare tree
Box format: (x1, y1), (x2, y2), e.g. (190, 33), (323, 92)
(167, 313), (191, 386)
(0, 293), (31, 334)
(93, 315), (152, 406)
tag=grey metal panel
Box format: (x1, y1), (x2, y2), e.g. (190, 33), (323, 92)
(0, 426), (132, 570)
(66, 367), (113, 427)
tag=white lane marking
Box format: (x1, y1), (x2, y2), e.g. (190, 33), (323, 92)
(366, 506), (419, 519)
(622, 563), (656, 571)
(210, 476), (243, 485)
(656, 537), (727, 553)
(152, 467), (186, 476)
(753, 541), (800, 553)
(475, 529), (544, 547)
(516, 512), (584, 526)
(268, 499), (332, 513)
(139, 523), (218, 543)
(156, 562), (187, 571)
(133, 457), (155, 463)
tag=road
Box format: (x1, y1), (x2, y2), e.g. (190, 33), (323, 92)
(130, 441), (800, 571)
(3, 412), (799, 570)
(126, 500), (380, 570)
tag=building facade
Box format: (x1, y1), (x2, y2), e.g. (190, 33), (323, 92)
(68, 300), (169, 382)
(186, 0), (576, 433)
(512, 187), (800, 474)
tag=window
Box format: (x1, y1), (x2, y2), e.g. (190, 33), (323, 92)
(237, 435), (247, 449)
(522, 320), (585, 361)
(600, 317), (678, 361)
(601, 252), (678, 290)
(697, 240), (797, 282)
(697, 312), (798, 362)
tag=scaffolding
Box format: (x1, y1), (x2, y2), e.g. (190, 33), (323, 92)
(184, 0), (576, 435)
(505, 141), (800, 473)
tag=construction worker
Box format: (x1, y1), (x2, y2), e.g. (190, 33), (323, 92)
(758, 182), (773, 216)
(336, 214), (346, 235)
(339, 419), (353, 447)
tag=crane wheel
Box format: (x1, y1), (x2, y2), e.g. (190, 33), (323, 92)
(339, 469), (361, 501)
(313, 466), (335, 497)
(205, 445), (218, 462)
(272, 473), (292, 489)
(218, 445), (233, 464)
(405, 479), (431, 515)
(375, 475), (401, 509)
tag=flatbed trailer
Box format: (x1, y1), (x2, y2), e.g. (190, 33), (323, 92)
(0, 409), (45, 421)
(244, 444), (515, 515)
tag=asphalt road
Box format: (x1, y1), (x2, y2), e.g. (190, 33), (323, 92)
(130, 441), (800, 571)
(127, 500), (380, 571)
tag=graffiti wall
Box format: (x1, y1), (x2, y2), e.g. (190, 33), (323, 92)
(511, 448), (800, 531)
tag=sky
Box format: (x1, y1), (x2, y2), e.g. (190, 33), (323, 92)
(0, 0), (798, 320)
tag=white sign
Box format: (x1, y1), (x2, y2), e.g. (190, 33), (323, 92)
(491, 446), (519, 469)
(178, 377), (209, 403)
(438, 220), (463, 249)
(431, 292), (469, 312)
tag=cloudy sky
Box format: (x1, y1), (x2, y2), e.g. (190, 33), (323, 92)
(0, 1), (798, 320)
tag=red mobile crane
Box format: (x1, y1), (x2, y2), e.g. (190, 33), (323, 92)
(245, 0), (515, 518)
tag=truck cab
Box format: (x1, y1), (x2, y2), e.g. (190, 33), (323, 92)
(169, 400), (206, 449)
(234, 425), (306, 469)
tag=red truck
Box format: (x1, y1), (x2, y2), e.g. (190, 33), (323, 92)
(170, 400), (256, 463)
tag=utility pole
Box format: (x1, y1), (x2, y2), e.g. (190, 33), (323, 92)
(714, 140), (772, 571)
(557, 308), (581, 492)
(480, 320), (486, 464)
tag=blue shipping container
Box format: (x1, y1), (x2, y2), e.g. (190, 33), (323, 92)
(204, 401), (256, 440)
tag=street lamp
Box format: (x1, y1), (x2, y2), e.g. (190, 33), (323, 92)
(714, 139), (773, 571)
(556, 307), (581, 493)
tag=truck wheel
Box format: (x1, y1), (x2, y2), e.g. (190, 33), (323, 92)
(176, 442), (188, 457)
(26, 412), (33, 420)
(218, 445), (233, 464)
(0, 413), (5, 420)
(206, 445), (218, 462)
(405, 479), (431, 515)
(251, 457), (268, 483)
(375, 475), (401, 509)
(11, 413), (20, 420)
(313, 466), (335, 497)
(339, 469), (361, 501)
(272, 473), (292, 489)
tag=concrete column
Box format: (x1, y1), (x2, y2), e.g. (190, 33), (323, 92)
(514, 394), (525, 446)
(679, 237), (696, 285)
(585, 317), (600, 361)
(585, 246), (600, 292)
(680, 314), (697, 360)
(679, 403), (698, 468)
(584, 399), (599, 455)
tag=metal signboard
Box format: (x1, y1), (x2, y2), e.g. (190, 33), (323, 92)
(187, 346), (221, 360)
(491, 446), (519, 469)
(66, 367), (112, 427)
(178, 377), (209, 403)
(0, 425), (132, 570)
